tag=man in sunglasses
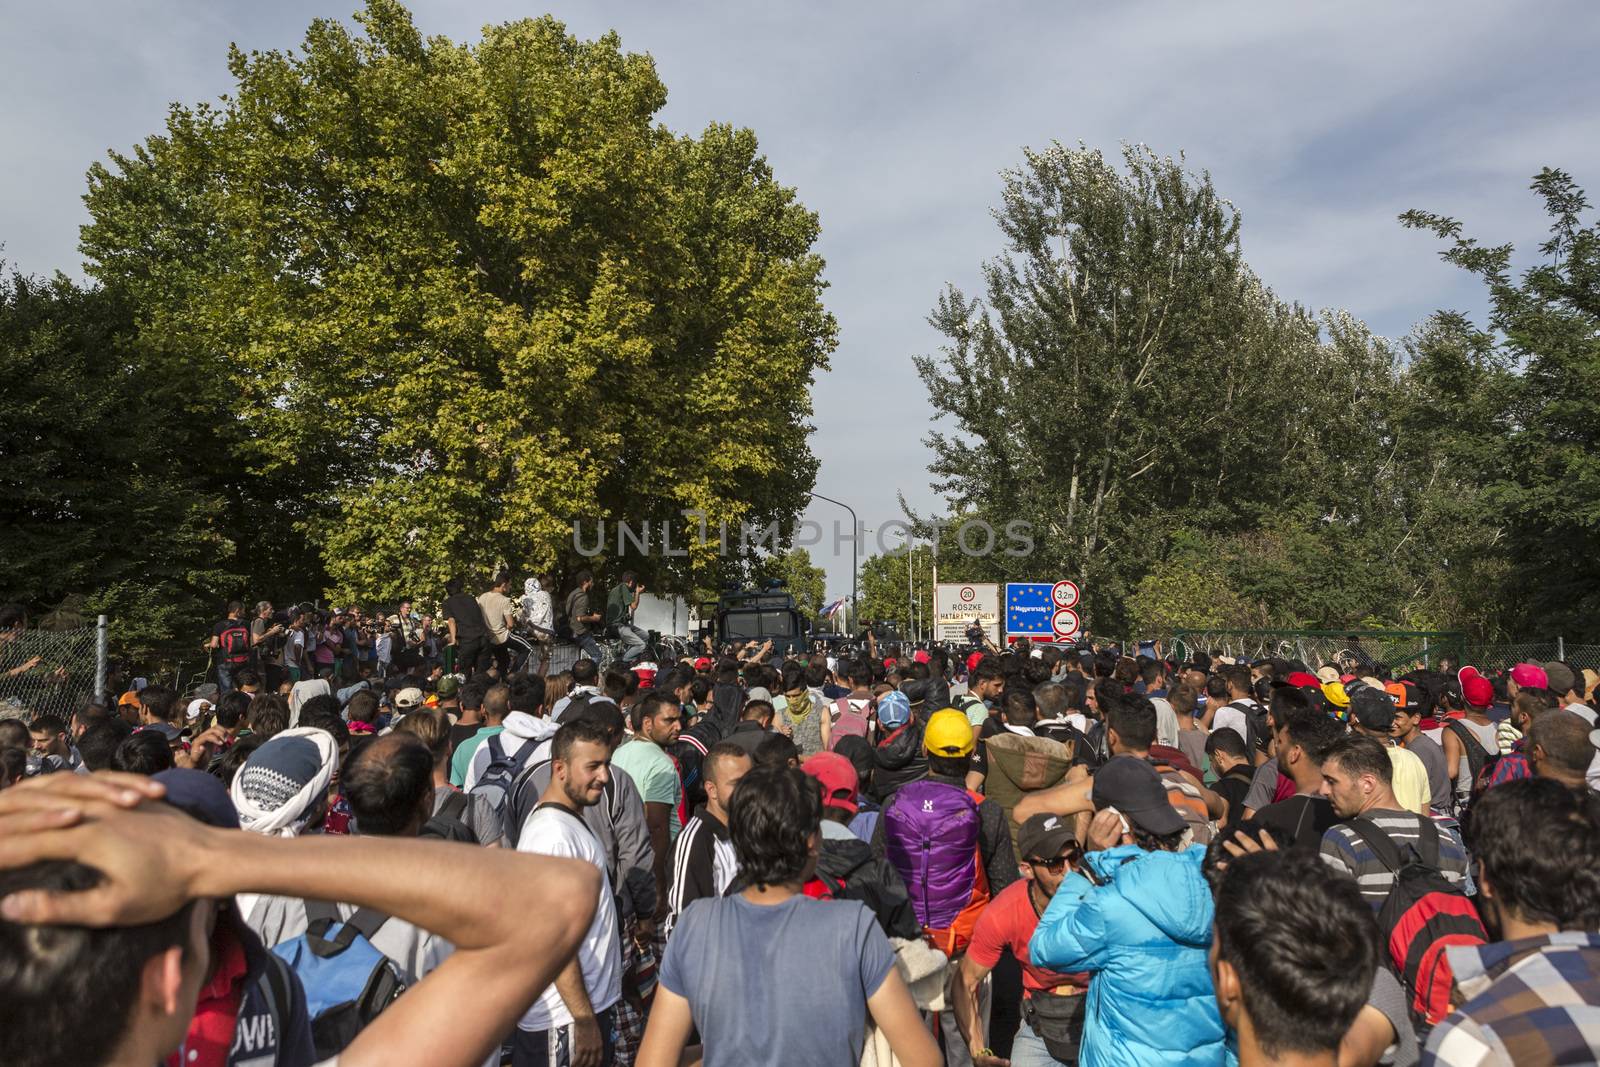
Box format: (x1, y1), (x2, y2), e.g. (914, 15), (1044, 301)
(954, 813), (1093, 1066)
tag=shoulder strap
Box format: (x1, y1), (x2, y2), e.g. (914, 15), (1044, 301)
(486, 733), (506, 762)
(259, 946), (294, 1023)
(303, 898), (340, 926)
(1416, 814), (1442, 868)
(439, 790), (470, 821)
(533, 799), (595, 836)
(507, 738), (537, 772)
(344, 906), (391, 941)
(1345, 817), (1405, 874)
(1445, 719), (1490, 765)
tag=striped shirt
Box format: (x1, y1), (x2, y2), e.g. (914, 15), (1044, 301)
(666, 807), (737, 940)
(1319, 809), (1468, 907)
(1424, 933), (1600, 1066)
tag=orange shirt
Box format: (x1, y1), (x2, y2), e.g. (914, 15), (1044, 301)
(966, 879), (1087, 995)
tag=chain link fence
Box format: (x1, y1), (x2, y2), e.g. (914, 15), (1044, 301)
(0, 624), (104, 722)
(1167, 630), (1600, 677)
(1457, 642), (1600, 672)
(1170, 629), (1464, 673)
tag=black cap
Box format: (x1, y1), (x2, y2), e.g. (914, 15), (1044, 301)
(1091, 755), (1186, 836)
(1347, 682), (1396, 732)
(1017, 813), (1076, 862)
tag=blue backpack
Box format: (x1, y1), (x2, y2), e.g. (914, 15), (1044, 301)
(272, 903), (406, 1058)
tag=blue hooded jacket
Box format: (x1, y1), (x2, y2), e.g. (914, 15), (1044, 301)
(1029, 844), (1228, 1067)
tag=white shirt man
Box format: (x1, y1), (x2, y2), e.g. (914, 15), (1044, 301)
(513, 723), (622, 1067)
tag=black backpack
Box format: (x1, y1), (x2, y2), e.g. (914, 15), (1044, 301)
(1443, 720), (1492, 801)
(1229, 700), (1272, 757)
(420, 790), (478, 844)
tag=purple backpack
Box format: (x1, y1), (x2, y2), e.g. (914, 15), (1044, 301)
(883, 780), (982, 931)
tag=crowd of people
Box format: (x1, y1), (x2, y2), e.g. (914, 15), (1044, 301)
(1, 591), (1599, 1067)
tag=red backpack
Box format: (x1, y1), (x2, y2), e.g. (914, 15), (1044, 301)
(218, 621), (253, 666)
(1346, 817), (1487, 1028)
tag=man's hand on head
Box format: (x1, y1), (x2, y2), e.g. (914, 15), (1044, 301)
(0, 772), (210, 927)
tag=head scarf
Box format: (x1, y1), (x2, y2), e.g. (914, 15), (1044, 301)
(230, 727), (339, 837)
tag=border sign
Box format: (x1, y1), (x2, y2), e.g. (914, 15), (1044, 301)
(1006, 581), (1084, 642)
(935, 583), (1000, 644)
(1004, 583), (1054, 641)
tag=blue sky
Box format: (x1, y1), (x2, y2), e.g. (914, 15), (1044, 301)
(4, 1), (1598, 598)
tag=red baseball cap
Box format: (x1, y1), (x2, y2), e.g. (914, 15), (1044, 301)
(967, 651), (986, 673)
(801, 751), (859, 814)
(1284, 671), (1321, 689)
(693, 657), (712, 671)
(913, 649), (930, 664)
(1458, 666), (1494, 709)
(883, 658), (897, 670)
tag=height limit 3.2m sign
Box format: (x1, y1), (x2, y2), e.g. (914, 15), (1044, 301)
(1005, 581), (1081, 642)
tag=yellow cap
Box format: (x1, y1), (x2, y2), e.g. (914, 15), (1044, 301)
(1321, 681), (1349, 709)
(924, 708), (976, 757)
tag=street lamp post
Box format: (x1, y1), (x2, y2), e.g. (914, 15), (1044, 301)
(807, 491), (858, 634)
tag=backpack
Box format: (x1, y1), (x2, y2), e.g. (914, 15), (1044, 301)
(1148, 758), (1214, 845)
(829, 697), (871, 748)
(219, 621), (253, 666)
(957, 695), (988, 726)
(271, 903), (406, 1059)
(882, 780), (990, 954)
(468, 734), (536, 825)
(420, 790), (478, 844)
(558, 690), (605, 723)
(1346, 817), (1487, 1029)
(1228, 700), (1271, 758)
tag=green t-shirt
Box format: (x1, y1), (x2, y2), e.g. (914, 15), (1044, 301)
(606, 582), (633, 627)
(450, 725), (504, 788)
(611, 735), (681, 839)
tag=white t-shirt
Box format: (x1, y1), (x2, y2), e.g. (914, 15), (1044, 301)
(1150, 696), (1179, 748)
(516, 805), (622, 1031)
(1212, 700), (1258, 746)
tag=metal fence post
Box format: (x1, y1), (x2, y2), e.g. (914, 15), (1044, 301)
(95, 615), (109, 702)
(1557, 635), (1565, 661)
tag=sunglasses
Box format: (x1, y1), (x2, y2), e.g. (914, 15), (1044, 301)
(1028, 851), (1079, 873)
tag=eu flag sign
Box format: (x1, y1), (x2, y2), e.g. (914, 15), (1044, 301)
(1005, 583), (1055, 641)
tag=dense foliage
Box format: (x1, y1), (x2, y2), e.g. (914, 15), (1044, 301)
(916, 146), (1599, 640)
(77, 0), (834, 620)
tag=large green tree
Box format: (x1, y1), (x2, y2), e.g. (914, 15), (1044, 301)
(81, 0), (835, 609)
(1402, 168), (1600, 637)
(915, 143), (1373, 634)
(0, 272), (238, 658)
